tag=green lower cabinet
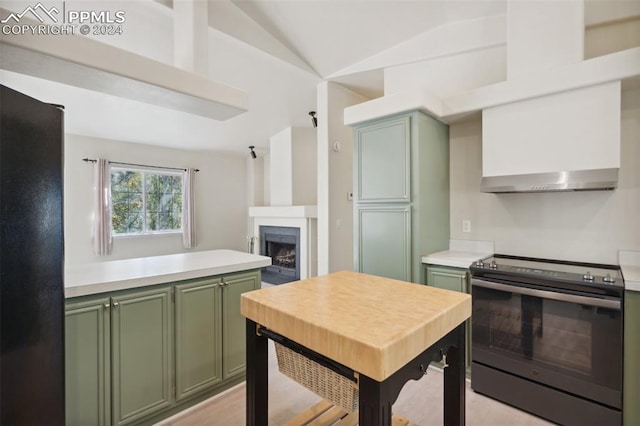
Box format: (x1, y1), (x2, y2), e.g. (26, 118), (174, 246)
(424, 264), (471, 372)
(624, 290), (640, 426)
(222, 271), (260, 379)
(425, 265), (468, 293)
(111, 287), (173, 426)
(65, 269), (261, 426)
(175, 278), (223, 401)
(65, 297), (111, 426)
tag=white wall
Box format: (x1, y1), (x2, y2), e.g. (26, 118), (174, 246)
(506, 0), (584, 79)
(246, 155), (265, 207)
(383, 46), (506, 98)
(72, 0), (174, 64)
(585, 16), (640, 59)
(291, 127), (318, 206)
(268, 126), (317, 206)
(269, 128), (293, 206)
(449, 87), (640, 264)
(317, 82), (368, 275)
(64, 134), (248, 267)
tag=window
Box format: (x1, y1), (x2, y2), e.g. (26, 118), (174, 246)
(111, 168), (183, 235)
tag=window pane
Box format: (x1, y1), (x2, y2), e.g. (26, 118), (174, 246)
(144, 172), (182, 232)
(110, 169), (183, 235)
(111, 170), (143, 234)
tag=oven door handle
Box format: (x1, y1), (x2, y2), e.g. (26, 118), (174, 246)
(471, 279), (621, 311)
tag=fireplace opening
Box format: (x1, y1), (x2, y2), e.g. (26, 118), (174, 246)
(260, 226), (301, 284)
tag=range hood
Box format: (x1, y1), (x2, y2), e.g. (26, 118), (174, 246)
(480, 168), (619, 193)
(481, 82), (621, 194)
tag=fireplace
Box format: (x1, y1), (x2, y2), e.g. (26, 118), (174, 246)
(260, 226), (301, 284)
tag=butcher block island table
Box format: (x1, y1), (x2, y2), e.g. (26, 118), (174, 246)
(241, 271), (471, 425)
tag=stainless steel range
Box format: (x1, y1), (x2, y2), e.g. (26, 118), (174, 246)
(470, 255), (624, 425)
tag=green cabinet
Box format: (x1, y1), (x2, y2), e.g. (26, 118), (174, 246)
(222, 271), (261, 379)
(112, 287), (173, 425)
(425, 265), (469, 293)
(65, 297), (111, 426)
(356, 206), (411, 281)
(175, 278), (222, 401)
(353, 111), (449, 283)
(355, 116), (410, 203)
(424, 264), (471, 371)
(65, 269), (261, 426)
(65, 286), (172, 426)
(624, 290), (640, 426)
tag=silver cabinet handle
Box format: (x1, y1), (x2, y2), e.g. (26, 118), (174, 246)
(113, 301), (119, 307)
(104, 303), (110, 309)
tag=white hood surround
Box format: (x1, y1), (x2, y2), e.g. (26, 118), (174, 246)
(343, 3), (639, 183)
(480, 1), (622, 193)
(481, 80), (621, 193)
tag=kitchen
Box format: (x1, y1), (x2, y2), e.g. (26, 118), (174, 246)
(1, 0), (639, 425)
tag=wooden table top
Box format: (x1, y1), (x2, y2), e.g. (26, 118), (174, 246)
(241, 271), (471, 381)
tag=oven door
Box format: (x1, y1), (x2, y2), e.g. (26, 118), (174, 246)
(472, 278), (622, 409)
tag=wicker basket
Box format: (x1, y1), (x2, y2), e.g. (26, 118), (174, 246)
(274, 342), (359, 413)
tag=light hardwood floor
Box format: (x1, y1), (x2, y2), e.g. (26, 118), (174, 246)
(159, 340), (554, 426)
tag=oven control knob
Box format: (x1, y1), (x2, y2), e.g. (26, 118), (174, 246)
(476, 260), (485, 268)
(583, 271), (594, 281)
(489, 261), (497, 270)
(603, 273), (615, 284)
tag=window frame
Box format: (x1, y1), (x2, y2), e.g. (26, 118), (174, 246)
(110, 166), (184, 237)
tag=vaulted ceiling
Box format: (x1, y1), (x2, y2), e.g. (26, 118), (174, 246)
(0, 0), (637, 153)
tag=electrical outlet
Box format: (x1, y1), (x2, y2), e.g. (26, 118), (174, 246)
(462, 220), (471, 233)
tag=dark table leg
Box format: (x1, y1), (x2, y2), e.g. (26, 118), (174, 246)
(443, 323), (466, 426)
(357, 322), (466, 425)
(358, 375), (394, 425)
(246, 319), (268, 426)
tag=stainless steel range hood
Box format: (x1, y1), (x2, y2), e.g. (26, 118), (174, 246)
(480, 168), (619, 193)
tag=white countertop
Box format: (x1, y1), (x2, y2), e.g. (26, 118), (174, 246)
(422, 250), (492, 269)
(422, 239), (493, 269)
(620, 250), (640, 292)
(65, 249), (271, 298)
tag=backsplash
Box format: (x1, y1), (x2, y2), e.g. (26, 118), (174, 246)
(448, 88), (640, 265)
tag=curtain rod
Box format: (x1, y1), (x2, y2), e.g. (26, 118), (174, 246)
(82, 158), (199, 172)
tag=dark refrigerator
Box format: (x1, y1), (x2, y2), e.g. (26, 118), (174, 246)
(1, 85), (65, 424)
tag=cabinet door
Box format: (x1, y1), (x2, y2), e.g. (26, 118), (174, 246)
(356, 206), (411, 281)
(355, 116), (410, 203)
(175, 278), (222, 401)
(222, 271), (260, 379)
(65, 297), (111, 426)
(425, 266), (468, 293)
(111, 287), (173, 426)
(425, 265), (471, 370)
(624, 290), (640, 426)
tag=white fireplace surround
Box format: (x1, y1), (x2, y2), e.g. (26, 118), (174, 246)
(249, 206), (317, 279)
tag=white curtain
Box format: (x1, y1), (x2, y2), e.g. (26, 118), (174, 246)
(182, 168), (197, 249)
(93, 158), (112, 256)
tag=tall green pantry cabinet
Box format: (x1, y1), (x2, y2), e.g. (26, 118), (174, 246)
(352, 111), (450, 283)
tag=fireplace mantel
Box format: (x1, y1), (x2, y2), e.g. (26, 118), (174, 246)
(249, 205), (317, 280)
(249, 205), (317, 219)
